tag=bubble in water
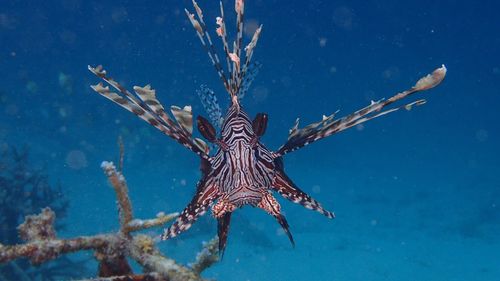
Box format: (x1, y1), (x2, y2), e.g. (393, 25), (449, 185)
(65, 150), (88, 170)
(244, 18), (260, 38)
(251, 86), (269, 103)
(111, 7), (128, 23)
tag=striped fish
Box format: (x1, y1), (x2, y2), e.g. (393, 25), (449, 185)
(89, 0), (446, 256)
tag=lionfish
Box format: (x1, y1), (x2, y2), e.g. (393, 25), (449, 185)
(89, 0), (446, 255)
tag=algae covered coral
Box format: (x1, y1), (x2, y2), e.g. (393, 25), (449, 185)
(0, 146), (219, 281)
(0, 147), (87, 280)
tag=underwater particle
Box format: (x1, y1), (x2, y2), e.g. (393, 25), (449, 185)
(370, 219), (377, 226)
(180, 179), (187, 186)
(25, 81), (39, 94)
(319, 37), (327, 47)
(280, 76), (292, 88)
(59, 29), (77, 45)
(251, 85), (269, 103)
(5, 104), (18, 116)
(244, 18), (260, 38)
(155, 14), (166, 24)
(58, 72), (74, 94)
(61, 0), (81, 11)
(58, 107), (68, 118)
(329, 66), (337, 74)
(382, 66), (401, 80)
(111, 7), (128, 23)
(0, 92), (7, 104)
(332, 6), (355, 30)
(475, 129), (488, 142)
(356, 124), (364, 131)
(312, 185), (321, 194)
(275, 227), (285, 237)
(65, 150), (88, 170)
(0, 13), (17, 29)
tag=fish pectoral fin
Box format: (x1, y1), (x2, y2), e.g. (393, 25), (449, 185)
(161, 181), (218, 240)
(272, 171), (335, 219)
(161, 203), (209, 240)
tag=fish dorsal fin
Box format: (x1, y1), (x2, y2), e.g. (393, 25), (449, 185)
(186, 0), (263, 101)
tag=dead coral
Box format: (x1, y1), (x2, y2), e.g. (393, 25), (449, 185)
(0, 151), (219, 281)
(18, 208), (57, 242)
(190, 237), (219, 275)
(0, 146), (87, 280)
(0, 147), (68, 245)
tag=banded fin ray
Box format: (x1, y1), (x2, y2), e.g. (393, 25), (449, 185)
(88, 65), (208, 159)
(170, 105), (194, 135)
(161, 178), (219, 240)
(272, 158), (335, 219)
(185, 1), (231, 95)
(238, 26), (262, 92)
(187, 0), (263, 102)
(238, 61), (262, 100)
(276, 65), (447, 156)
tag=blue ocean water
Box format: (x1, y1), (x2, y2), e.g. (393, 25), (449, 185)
(1, 0), (499, 280)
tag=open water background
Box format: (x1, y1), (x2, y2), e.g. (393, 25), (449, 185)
(0, 0), (499, 280)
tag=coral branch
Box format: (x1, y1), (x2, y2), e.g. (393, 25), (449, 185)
(18, 207), (56, 242)
(190, 237), (219, 275)
(125, 212), (179, 233)
(0, 233), (110, 264)
(101, 161), (133, 233)
(75, 273), (166, 281)
(129, 239), (201, 281)
(0, 151), (218, 280)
